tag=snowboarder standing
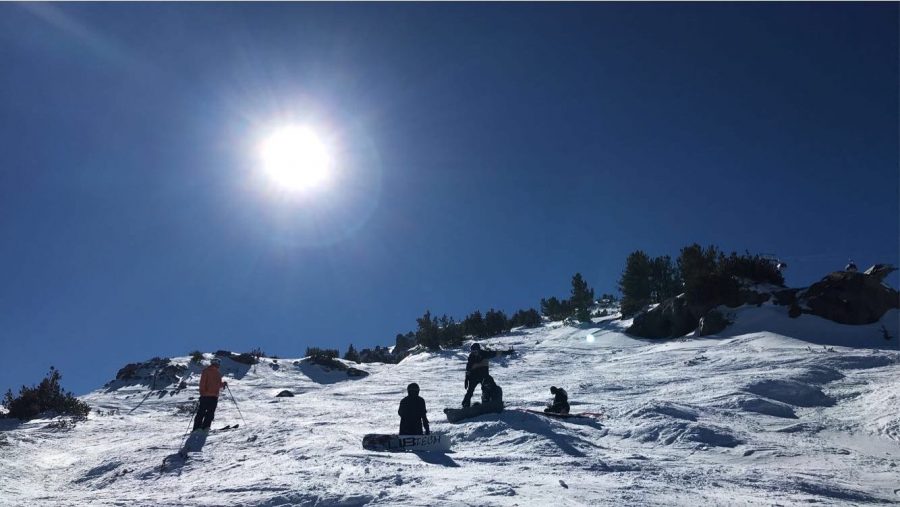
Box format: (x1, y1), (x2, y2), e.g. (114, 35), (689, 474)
(193, 358), (227, 432)
(462, 343), (499, 408)
(398, 383), (430, 435)
(545, 386), (570, 415)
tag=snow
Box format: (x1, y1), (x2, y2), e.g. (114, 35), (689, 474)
(1, 305), (899, 506)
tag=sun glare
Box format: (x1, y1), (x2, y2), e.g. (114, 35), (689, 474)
(260, 126), (331, 192)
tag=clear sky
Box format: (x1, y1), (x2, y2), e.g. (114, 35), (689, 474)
(1, 3), (897, 396)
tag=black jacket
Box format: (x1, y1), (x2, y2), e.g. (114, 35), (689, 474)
(481, 383), (503, 405)
(398, 395), (428, 435)
(549, 388), (570, 413)
(465, 349), (498, 380)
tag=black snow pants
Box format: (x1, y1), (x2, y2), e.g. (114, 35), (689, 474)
(193, 396), (219, 430)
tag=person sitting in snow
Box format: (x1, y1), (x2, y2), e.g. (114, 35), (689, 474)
(480, 375), (503, 410)
(462, 343), (501, 408)
(545, 386), (570, 415)
(398, 382), (430, 435)
(193, 358), (227, 432)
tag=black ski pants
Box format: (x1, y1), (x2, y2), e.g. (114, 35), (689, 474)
(193, 396), (219, 430)
(462, 374), (487, 408)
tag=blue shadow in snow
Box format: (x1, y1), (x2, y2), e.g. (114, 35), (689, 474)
(415, 451), (460, 467)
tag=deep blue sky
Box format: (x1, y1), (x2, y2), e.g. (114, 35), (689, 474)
(1, 3), (897, 395)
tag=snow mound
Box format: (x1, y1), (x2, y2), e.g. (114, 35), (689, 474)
(625, 420), (743, 448)
(627, 401), (699, 421)
(744, 379), (836, 407)
(731, 396), (797, 419)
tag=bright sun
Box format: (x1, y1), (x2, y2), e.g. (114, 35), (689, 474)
(260, 126), (331, 192)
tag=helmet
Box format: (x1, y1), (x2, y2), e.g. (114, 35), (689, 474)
(470, 343), (481, 351)
(407, 382), (420, 395)
(549, 386), (558, 394)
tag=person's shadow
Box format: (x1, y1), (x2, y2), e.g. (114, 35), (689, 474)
(159, 431), (209, 474)
(181, 431), (208, 454)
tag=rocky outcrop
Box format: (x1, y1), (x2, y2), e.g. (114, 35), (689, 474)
(626, 264), (898, 338)
(304, 355), (369, 378)
(275, 390), (294, 397)
(215, 350), (259, 365)
(800, 269), (899, 325)
(111, 357), (186, 388)
(627, 295), (699, 338)
(697, 309), (732, 336)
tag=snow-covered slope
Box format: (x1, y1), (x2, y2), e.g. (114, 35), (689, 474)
(2, 306), (899, 506)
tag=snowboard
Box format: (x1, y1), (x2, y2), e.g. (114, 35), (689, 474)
(362, 433), (451, 452)
(444, 401), (504, 423)
(521, 408), (603, 420)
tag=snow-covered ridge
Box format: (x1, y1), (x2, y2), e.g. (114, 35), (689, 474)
(1, 305), (898, 506)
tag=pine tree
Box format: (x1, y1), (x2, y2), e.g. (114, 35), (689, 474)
(3, 367), (90, 420)
(344, 344), (360, 363)
(415, 310), (441, 350)
(649, 255), (680, 303)
(570, 272), (595, 322)
(511, 308), (542, 328)
(463, 310), (487, 338)
(619, 250), (653, 317)
(540, 297), (572, 321)
(484, 308), (510, 337)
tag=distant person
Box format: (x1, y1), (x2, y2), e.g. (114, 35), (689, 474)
(398, 383), (430, 435)
(545, 386), (570, 414)
(193, 358), (227, 432)
(462, 343), (500, 408)
(480, 375), (503, 409)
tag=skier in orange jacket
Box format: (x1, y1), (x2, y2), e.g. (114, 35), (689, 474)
(193, 358), (227, 431)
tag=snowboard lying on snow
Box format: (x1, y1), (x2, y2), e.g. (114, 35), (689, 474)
(520, 408), (603, 420)
(362, 433), (451, 452)
(444, 401), (504, 423)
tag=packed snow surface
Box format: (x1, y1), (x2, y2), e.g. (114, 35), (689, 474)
(2, 306), (899, 506)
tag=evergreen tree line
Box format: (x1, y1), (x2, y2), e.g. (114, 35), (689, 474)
(341, 272), (605, 359)
(618, 243), (785, 317)
(2, 367), (90, 421)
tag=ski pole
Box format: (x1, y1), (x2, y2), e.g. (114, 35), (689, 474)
(177, 401), (199, 449)
(225, 384), (247, 427)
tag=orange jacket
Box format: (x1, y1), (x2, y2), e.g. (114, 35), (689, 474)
(199, 365), (224, 397)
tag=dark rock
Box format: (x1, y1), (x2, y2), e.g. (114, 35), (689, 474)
(773, 289), (799, 306)
(115, 357), (169, 381)
(788, 304), (802, 318)
(697, 309), (731, 336)
(275, 390), (294, 398)
(231, 353), (258, 365)
(863, 264), (897, 283)
(627, 295), (699, 338)
(737, 289), (771, 307)
(112, 357), (186, 388)
(800, 271), (899, 325)
(305, 355), (370, 378)
(213, 350), (259, 365)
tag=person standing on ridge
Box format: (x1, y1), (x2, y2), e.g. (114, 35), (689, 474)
(462, 343), (500, 408)
(545, 386), (570, 414)
(398, 383), (430, 435)
(193, 358), (227, 432)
